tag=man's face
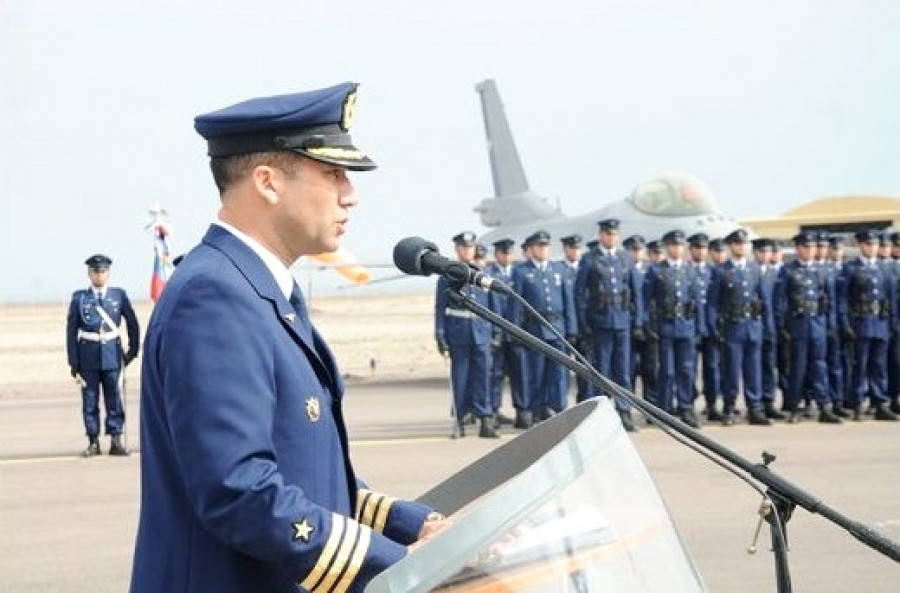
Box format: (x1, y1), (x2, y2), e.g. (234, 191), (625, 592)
(631, 247), (646, 262)
(769, 250), (781, 264)
(690, 246), (707, 263)
(599, 230), (619, 250)
(796, 244), (814, 261)
(270, 157), (357, 259)
(532, 243), (550, 262)
(455, 243), (476, 263)
(892, 245), (900, 259)
(829, 247), (844, 262)
(860, 240), (879, 258)
(563, 245), (582, 263)
(817, 244), (828, 259)
(88, 267), (109, 288)
(753, 249), (770, 264)
(730, 241), (748, 258)
(495, 250), (514, 266)
(650, 250), (664, 263)
(666, 243), (684, 260)
(879, 243), (890, 258)
(711, 250), (728, 264)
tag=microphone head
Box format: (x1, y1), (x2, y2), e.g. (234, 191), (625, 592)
(393, 237), (438, 276)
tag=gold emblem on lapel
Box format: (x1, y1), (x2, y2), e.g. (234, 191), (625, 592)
(306, 397), (321, 423)
(292, 518), (314, 543)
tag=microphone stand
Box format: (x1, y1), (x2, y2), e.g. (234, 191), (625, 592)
(443, 286), (900, 592)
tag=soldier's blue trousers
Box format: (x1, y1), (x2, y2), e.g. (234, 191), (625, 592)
(696, 337), (721, 408)
(657, 336), (695, 412)
(851, 337), (888, 406)
(449, 343), (492, 418)
(827, 333), (845, 406)
(760, 337), (777, 404)
(490, 341), (525, 411)
(526, 338), (569, 414)
(785, 333), (828, 410)
(81, 369), (124, 437)
(592, 329), (632, 411)
(633, 336), (658, 405)
(723, 336), (763, 409)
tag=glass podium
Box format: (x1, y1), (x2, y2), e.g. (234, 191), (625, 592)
(367, 398), (707, 592)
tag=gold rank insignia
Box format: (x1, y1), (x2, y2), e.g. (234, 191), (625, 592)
(306, 397), (321, 423)
(292, 518), (314, 543)
(340, 88), (358, 132)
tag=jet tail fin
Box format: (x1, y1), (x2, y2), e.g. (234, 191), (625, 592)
(475, 79), (560, 227)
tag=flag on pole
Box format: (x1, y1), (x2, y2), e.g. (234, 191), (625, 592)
(146, 204), (174, 302)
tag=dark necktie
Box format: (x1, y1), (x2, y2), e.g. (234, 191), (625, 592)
(289, 283), (313, 343)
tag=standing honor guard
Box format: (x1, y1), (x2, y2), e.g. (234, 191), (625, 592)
(575, 219), (644, 431)
(645, 230), (703, 427)
(435, 231), (499, 438)
(753, 238), (786, 419)
(66, 254), (140, 457)
(559, 233), (592, 402)
(707, 229), (773, 426)
(687, 233), (719, 417)
(838, 230), (898, 421)
(512, 230), (577, 422)
(624, 234), (657, 407)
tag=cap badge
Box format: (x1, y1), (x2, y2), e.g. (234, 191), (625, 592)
(292, 518), (314, 543)
(340, 88), (358, 132)
(306, 397), (321, 423)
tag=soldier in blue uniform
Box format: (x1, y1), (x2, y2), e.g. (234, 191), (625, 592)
(574, 219), (644, 431)
(66, 254), (140, 457)
(647, 240), (664, 265)
(560, 233), (593, 402)
(624, 234), (657, 408)
(687, 233), (722, 420)
(838, 230), (899, 421)
(883, 232), (900, 414)
(821, 235), (851, 418)
(484, 238), (528, 427)
(435, 231), (499, 438)
(707, 229), (773, 426)
(131, 83), (445, 593)
(645, 231), (703, 426)
(775, 232), (843, 423)
(752, 238), (787, 420)
(512, 230), (577, 421)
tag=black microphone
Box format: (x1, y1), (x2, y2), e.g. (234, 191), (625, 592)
(393, 237), (513, 294)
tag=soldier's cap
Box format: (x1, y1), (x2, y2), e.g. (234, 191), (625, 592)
(708, 238), (726, 252)
(597, 218), (620, 232)
(724, 228), (749, 244)
(815, 231), (831, 246)
(792, 230), (817, 246)
(687, 232), (709, 248)
(647, 240), (663, 253)
(85, 254), (112, 269)
(586, 239), (600, 250)
(878, 231), (889, 246)
(890, 232), (900, 247)
(661, 230), (686, 245)
(751, 238), (772, 251)
(527, 230), (552, 245)
(492, 238), (515, 252)
(452, 231), (477, 246)
(828, 236), (845, 249)
(622, 234), (646, 250)
(560, 234), (582, 247)
(475, 243), (487, 258)
(193, 82), (375, 171)
(854, 229), (879, 244)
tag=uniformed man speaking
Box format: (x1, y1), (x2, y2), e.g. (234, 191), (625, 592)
(66, 254), (140, 456)
(130, 83), (446, 593)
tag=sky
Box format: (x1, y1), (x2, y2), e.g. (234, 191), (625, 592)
(2, 0), (899, 303)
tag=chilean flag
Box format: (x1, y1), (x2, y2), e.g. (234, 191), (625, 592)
(149, 222), (173, 302)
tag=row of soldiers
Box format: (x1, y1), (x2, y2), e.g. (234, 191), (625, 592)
(435, 221), (900, 436)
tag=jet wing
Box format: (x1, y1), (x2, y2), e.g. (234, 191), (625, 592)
(366, 398), (707, 592)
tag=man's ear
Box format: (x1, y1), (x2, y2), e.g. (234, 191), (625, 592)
(252, 165), (280, 205)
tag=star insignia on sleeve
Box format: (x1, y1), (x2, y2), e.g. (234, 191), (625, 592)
(292, 518), (314, 543)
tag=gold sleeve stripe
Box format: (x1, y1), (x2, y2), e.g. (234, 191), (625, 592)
(331, 525), (372, 593)
(300, 513), (345, 592)
(372, 495), (395, 534)
(355, 490), (373, 522)
(360, 492), (383, 527)
(313, 521), (361, 593)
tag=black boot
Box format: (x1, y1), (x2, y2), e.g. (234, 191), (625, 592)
(787, 408), (802, 424)
(748, 407), (773, 426)
(495, 411), (514, 427)
(619, 410), (638, 433)
(832, 403), (851, 418)
(82, 437), (101, 457)
(874, 403), (899, 421)
(721, 404), (735, 427)
(764, 401), (786, 420)
(852, 405), (863, 422)
(109, 434), (130, 456)
(706, 405), (724, 423)
(890, 397), (900, 415)
(479, 417), (500, 438)
(818, 404), (843, 424)
(679, 408), (700, 429)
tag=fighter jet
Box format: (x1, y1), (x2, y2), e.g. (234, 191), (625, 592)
(473, 79), (747, 250)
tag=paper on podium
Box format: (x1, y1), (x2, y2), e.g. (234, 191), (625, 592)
(366, 398), (708, 592)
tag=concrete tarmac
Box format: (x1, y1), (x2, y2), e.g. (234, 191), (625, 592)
(2, 378), (899, 592)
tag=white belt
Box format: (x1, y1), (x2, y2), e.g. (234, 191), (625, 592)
(78, 330), (120, 343)
(445, 308), (476, 319)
